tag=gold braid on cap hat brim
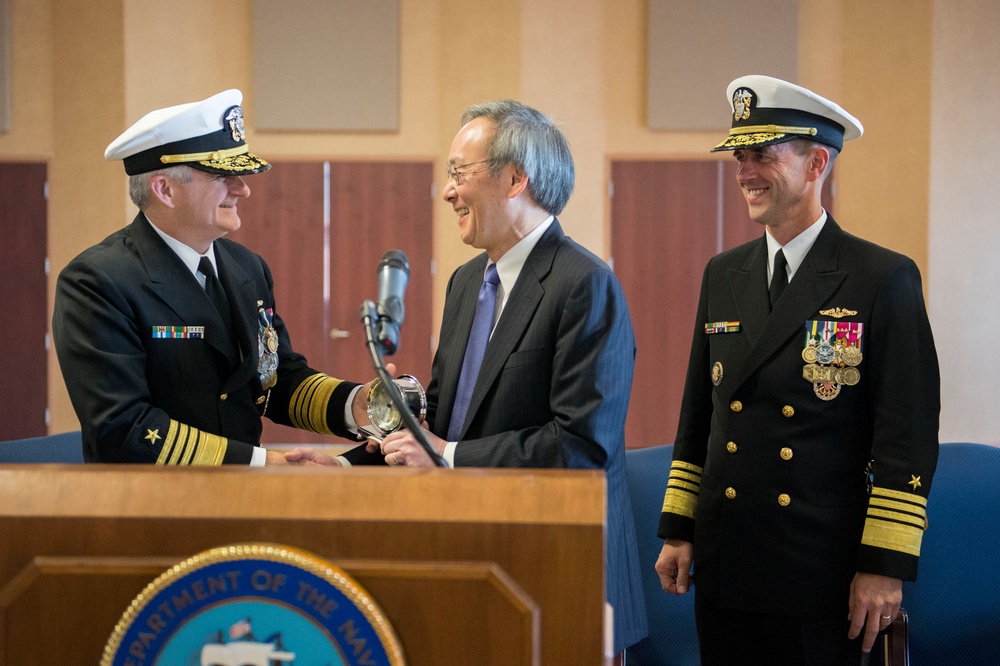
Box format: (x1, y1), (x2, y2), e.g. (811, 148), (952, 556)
(715, 124), (818, 150)
(159, 144), (251, 165)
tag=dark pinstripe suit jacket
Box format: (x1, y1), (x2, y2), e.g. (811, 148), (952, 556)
(427, 220), (648, 651)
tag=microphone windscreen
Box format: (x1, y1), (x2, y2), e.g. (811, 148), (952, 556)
(378, 249), (409, 275)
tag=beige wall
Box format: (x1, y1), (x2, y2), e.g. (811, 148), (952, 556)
(45, 0), (125, 433)
(838, 0), (932, 272)
(929, 1), (1000, 443)
(0, 0), (51, 159)
(2, 0), (991, 441)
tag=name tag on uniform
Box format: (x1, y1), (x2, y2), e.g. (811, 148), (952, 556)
(705, 321), (740, 334)
(151, 326), (205, 339)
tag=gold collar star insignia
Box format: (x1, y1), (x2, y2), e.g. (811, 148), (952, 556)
(145, 428), (162, 445)
(908, 474), (922, 491)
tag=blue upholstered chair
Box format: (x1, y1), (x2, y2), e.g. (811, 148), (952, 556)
(899, 442), (1000, 665)
(625, 444), (699, 665)
(0, 430), (84, 463)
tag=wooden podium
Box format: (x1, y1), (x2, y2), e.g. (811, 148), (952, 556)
(0, 465), (608, 665)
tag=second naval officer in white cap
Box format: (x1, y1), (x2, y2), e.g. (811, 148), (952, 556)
(654, 75), (940, 664)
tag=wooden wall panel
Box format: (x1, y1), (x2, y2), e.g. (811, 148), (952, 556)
(227, 161), (434, 445)
(611, 161), (720, 447)
(327, 161), (434, 389)
(226, 162), (328, 446)
(229, 161), (327, 362)
(0, 163), (47, 439)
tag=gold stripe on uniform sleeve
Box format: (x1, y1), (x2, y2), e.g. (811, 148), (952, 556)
(662, 460), (704, 519)
(179, 423), (200, 465)
(168, 423), (193, 465)
(191, 431), (228, 465)
(155, 420), (227, 466)
(289, 373), (344, 434)
(860, 485), (928, 557)
(155, 420), (181, 465)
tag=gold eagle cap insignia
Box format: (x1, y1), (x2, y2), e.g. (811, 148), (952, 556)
(733, 88), (753, 121)
(819, 307), (858, 318)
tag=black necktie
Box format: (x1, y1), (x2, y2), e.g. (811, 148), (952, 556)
(198, 256), (233, 331)
(769, 249), (788, 310)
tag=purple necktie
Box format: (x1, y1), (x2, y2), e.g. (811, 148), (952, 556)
(447, 263), (500, 441)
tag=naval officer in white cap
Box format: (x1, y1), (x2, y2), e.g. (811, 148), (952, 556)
(53, 89), (383, 466)
(654, 75), (940, 664)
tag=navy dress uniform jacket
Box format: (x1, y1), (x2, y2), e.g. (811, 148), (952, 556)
(658, 217), (940, 617)
(53, 213), (360, 464)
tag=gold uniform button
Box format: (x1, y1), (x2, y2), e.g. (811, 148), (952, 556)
(726, 441), (738, 454)
(255, 395), (266, 405)
(780, 447), (793, 460)
(778, 493), (791, 506)
(730, 400), (743, 413)
(782, 405), (795, 417)
(725, 487), (737, 500)
(220, 393), (228, 401)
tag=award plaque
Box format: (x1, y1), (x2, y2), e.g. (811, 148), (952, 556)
(360, 374), (427, 441)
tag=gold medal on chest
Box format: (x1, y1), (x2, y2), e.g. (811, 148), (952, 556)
(813, 382), (841, 401)
(841, 345), (862, 366)
(712, 361), (724, 386)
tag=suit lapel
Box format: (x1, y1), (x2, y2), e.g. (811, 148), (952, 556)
(216, 243), (260, 389)
(130, 215), (238, 365)
(727, 238), (770, 348)
(435, 254), (489, 430)
(732, 219), (848, 388)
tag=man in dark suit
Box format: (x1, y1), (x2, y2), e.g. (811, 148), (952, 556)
(654, 76), (940, 665)
(291, 99), (648, 655)
(53, 89), (381, 466)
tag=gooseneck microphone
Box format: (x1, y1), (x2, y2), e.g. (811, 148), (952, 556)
(375, 250), (409, 355)
(359, 249), (445, 466)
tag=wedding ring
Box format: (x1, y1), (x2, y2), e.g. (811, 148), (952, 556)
(393, 451), (400, 465)
(881, 615), (892, 620)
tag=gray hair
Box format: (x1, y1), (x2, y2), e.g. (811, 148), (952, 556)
(461, 100), (574, 215)
(128, 165), (193, 209)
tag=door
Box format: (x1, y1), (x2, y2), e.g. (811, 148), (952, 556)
(610, 161), (734, 449)
(230, 160), (434, 444)
(0, 163), (48, 439)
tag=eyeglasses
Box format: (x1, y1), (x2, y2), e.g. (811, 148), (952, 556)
(445, 159), (490, 185)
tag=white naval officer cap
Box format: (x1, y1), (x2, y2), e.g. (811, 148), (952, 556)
(712, 75), (863, 153)
(104, 89), (270, 176)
